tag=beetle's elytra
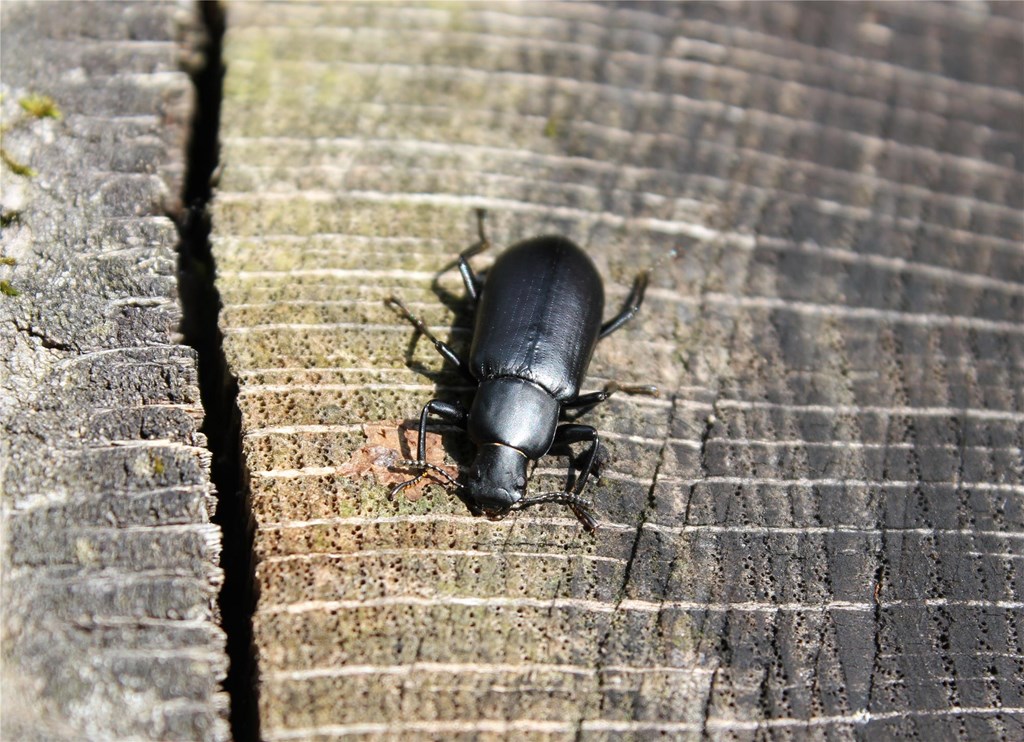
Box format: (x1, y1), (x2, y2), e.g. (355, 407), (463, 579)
(387, 210), (654, 531)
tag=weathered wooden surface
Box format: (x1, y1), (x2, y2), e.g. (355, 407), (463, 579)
(0, 2), (228, 739)
(212, 1), (1023, 739)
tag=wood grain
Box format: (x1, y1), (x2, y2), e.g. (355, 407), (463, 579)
(212, 2), (1023, 739)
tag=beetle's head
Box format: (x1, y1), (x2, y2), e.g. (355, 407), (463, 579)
(389, 445), (599, 532)
(467, 444), (527, 517)
(464, 444), (599, 532)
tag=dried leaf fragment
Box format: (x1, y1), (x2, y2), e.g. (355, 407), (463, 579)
(336, 421), (458, 501)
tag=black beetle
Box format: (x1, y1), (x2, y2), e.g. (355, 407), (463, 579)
(387, 210), (654, 531)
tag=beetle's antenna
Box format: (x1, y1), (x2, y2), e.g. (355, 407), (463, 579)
(389, 460), (463, 499)
(512, 492), (599, 532)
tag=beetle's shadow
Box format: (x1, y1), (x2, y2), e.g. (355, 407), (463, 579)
(399, 258), (487, 385)
(430, 255), (483, 314)
(543, 439), (611, 494)
(400, 332), (451, 384)
(392, 255), (497, 513)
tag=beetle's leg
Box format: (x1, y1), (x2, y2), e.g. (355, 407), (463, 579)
(562, 381), (659, 418)
(457, 208), (491, 302)
(599, 271), (648, 340)
(564, 381), (660, 409)
(385, 296), (476, 382)
(551, 423), (600, 497)
(412, 400), (467, 462)
(391, 399), (468, 498)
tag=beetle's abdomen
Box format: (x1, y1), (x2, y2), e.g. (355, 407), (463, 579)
(469, 236), (604, 400)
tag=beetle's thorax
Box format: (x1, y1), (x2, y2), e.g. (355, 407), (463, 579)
(467, 377), (560, 458)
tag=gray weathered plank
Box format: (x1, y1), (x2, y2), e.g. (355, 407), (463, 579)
(0, 2), (228, 739)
